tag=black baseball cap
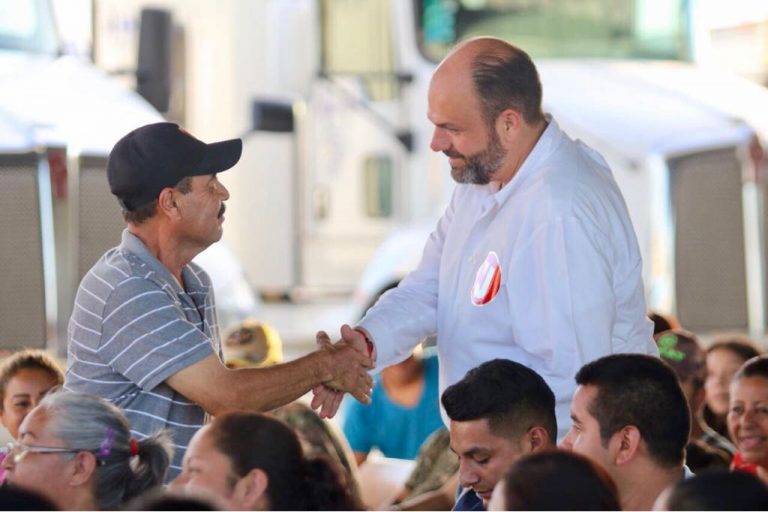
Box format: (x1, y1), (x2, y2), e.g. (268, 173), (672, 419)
(107, 122), (243, 211)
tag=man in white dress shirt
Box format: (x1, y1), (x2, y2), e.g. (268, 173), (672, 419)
(313, 37), (657, 437)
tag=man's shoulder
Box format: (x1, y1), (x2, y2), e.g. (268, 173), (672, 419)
(524, 135), (628, 228)
(87, 246), (145, 283)
(527, 124), (611, 186)
(80, 247), (175, 306)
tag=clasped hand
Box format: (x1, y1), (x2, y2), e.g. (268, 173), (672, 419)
(311, 324), (373, 418)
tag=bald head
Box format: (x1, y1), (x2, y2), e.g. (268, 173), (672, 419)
(434, 37), (544, 127)
(442, 37), (515, 64)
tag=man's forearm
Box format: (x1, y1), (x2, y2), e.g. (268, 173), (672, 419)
(220, 343), (372, 414)
(225, 350), (334, 412)
(168, 342), (371, 416)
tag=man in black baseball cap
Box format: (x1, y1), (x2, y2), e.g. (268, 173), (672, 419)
(107, 122), (242, 212)
(65, 122), (374, 481)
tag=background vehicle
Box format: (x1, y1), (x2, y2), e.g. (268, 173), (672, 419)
(0, 0), (164, 353)
(5, 0), (768, 355)
(93, 0), (768, 341)
(355, 0), (768, 340)
(0, 0), (261, 354)
(91, 0), (768, 335)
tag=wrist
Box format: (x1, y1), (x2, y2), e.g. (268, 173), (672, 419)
(314, 347), (335, 383)
(353, 327), (375, 358)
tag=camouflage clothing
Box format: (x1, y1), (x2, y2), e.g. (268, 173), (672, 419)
(270, 402), (361, 499)
(403, 427), (459, 496)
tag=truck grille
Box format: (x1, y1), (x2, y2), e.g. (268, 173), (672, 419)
(670, 147), (749, 332)
(77, 156), (123, 279)
(54, 155), (125, 345)
(0, 154), (47, 349)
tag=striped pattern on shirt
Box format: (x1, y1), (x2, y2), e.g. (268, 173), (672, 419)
(65, 230), (222, 481)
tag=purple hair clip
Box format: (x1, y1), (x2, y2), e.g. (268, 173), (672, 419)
(99, 427), (116, 460)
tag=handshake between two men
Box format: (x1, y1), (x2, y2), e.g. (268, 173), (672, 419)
(312, 324), (374, 418)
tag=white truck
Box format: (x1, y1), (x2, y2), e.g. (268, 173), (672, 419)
(0, 0), (264, 354)
(42, 0), (768, 347)
(0, 0), (166, 353)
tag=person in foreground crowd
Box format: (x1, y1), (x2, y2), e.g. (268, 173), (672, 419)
(703, 335), (761, 446)
(649, 311), (677, 335)
(487, 450), (620, 511)
(0, 349), (63, 440)
(313, 36), (657, 431)
(125, 488), (219, 511)
(654, 329), (730, 470)
(64, 122), (373, 479)
(442, 359), (557, 511)
(654, 469), (768, 511)
(0, 485), (59, 511)
(728, 355), (768, 481)
(561, 353), (690, 511)
(386, 427), (460, 510)
(171, 411), (362, 511)
(221, 318), (361, 499)
(343, 346), (443, 464)
(0, 349), (64, 482)
(2, 391), (172, 510)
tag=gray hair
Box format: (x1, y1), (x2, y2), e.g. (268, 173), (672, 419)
(37, 391), (173, 510)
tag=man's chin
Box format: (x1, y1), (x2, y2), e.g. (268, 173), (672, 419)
(450, 165), (476, 184)
(451, 167), (491, 185)
(450, 166), (467, 183)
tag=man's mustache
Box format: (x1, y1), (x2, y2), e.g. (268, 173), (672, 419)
(218, 203), (226, 218)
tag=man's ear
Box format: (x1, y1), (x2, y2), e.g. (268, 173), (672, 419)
(234, 468), (270, 510)
(524, 425), (552, 453)
(157, 188), (179, 218)
(610, 425), (641, 466)
(496, 108), (523, 141)
(69, 451), (98, 486)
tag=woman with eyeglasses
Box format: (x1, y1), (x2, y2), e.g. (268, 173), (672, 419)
(2, 390), (172, 510)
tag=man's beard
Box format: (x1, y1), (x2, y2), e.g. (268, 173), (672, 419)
(448, 129), (506, 185)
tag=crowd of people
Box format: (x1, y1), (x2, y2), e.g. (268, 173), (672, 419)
(2, 328), (768, 510)
(2, 34), (768, 510)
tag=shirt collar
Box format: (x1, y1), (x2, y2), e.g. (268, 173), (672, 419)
(119, 229), (207, 295)
(488, 114), (563, 207)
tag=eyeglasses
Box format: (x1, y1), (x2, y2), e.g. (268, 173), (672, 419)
(2, 440), (82, 464)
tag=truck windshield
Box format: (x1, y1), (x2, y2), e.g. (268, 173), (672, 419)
(0, 0), (59, 55)
(418, 0), (690, 62)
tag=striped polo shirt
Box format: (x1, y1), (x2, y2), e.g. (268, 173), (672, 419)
(65, 229), (221, 480)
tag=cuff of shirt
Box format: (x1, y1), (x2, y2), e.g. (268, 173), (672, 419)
(353, 326), (376, 361)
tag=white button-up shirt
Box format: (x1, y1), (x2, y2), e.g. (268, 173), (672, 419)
(359, 117), (657, 438)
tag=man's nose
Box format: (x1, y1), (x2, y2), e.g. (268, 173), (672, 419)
(458, 461), (479, 488)
(430, 127), (450, 153)
(219, 182), (230, 201)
